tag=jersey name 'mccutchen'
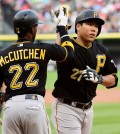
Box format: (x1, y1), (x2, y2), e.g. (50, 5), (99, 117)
(0, 48), (46, 66)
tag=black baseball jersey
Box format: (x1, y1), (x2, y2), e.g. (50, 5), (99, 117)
(0, 39), (73, 101)
(52, 37), (118, 103)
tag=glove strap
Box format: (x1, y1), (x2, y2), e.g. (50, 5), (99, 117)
(98, 75), (103, 84)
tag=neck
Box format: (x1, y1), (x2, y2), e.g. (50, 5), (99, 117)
(76, 37), (92, 48)
(18, 32), (34, 42)
(17, 38), (31, 42)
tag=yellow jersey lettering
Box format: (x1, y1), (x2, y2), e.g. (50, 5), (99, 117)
(24, 49), (28, 59)
(14, 50), (19, 60)
(96, 54), (106, 73)
(0, 48), (46, 66)
(8, 52), (14, 62)
(29, 49), (34, 59)
(0, 56), (5, 67)
(40, 49), (46, 60)
(19, 50), (23, 60)
(34, 49), (39, 59)
(4, 56), (9, 64)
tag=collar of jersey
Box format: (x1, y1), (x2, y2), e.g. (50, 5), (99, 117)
(13, 41), (31, 45)
(72, 37), (92, 49)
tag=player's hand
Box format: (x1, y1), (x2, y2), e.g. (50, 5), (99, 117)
(51, 7), (68, 26)
(82, 66), (103, 84)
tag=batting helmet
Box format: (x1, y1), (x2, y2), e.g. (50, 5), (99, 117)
(75, 9), (105, 36)
(13, 10), (43, 34)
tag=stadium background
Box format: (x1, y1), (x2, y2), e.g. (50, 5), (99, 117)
(0, 0), (120, 134)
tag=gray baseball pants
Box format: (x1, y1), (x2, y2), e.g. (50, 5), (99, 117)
(2, 94), (51, 134)
(51, 98), (94, 134)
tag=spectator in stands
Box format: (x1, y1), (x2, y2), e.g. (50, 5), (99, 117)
(0, 0), (120, 34)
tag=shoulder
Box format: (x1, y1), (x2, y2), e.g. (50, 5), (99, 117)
(71, 37), (78, 47)
(0, 45), (12, 55)
(93, 41), (109, 53)
(34, 41), (53, 47)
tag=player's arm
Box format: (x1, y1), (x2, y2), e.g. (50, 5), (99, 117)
(54, 7), (74, 47)
(0, 85), (5, 106)
(101, 74), (118, 88)
(0, 82), (5, 124)
(51, 7), (74, 61)
(0, 66), (5, 125)
(0, 88), (4, 126)
(0, 68), (5, 104)
(82, 66), (118, 88)
(1, 82), (6, 93)
(99, 48), (118, 88)
(56, 33), (61, 45)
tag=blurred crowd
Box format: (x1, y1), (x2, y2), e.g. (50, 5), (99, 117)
(0, 0), (120, 34)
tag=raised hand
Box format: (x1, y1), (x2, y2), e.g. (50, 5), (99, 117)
(51, 7), (68, 26)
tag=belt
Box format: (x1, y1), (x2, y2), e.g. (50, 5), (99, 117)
(62, 99), (92, 110)
(8, 94), (43, 101)
(25, 94), (38, 100)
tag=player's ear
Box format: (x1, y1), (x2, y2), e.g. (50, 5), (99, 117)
(30, 27), (34, 34)
(31, 25), (37, 34)
(76, 23), (82, 33)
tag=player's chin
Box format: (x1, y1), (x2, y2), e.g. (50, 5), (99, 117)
(88, 35), (96, 41)
(87, 37), (95, 42)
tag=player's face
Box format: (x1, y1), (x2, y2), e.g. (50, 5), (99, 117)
(76, 20), (99, 44)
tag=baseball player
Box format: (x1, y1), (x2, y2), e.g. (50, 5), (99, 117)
(51, 9), (118, 134)
(0, 8), (74, 134)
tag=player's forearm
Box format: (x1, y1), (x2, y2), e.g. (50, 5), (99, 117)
(56, 33), (61, 45)
(101, 74), (118, 88)
(57, 26), (74, 49)
(82, 67), (118, 88)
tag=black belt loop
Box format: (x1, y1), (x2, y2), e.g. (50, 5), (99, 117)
(62, 99), (92, 110)
(25, 94), (38, 100)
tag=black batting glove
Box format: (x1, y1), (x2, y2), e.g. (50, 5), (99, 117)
(82, 66), (103, 84)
